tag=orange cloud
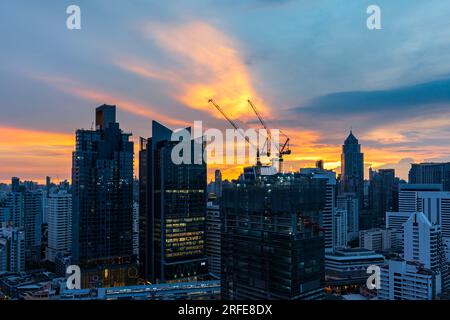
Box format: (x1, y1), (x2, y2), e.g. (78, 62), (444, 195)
(0, 126), (74, 183)
(139, 21), (270, 120)
(29, 73), (188, 128)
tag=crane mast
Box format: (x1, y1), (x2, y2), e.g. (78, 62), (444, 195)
(247, 100), (291, 173)
(208, 99), (262, 166)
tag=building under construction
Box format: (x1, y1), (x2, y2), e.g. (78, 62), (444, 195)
(220, 171), (328, 300)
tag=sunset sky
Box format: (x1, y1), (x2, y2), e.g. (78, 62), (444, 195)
(1, 0), (450, 183)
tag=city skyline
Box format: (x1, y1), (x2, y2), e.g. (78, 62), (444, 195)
(2, 1), (450, 183)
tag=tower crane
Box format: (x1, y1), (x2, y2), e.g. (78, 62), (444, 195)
(208, 99), (262, 166)
(247, 100), (291, 173)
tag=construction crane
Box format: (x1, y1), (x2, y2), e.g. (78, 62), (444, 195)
(247, 99), (291, 173)
(208, 99), (262, 166)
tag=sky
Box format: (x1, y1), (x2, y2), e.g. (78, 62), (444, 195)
(1, 0), (450, 183)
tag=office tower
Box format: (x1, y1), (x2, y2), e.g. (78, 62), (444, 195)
(403, 212), (449, 290)
(0, 227), (25, 272)
(340, 130), (364, 210)
(11, 177), (20, 193)
(139, 121), (208, 283)
(47, 191), (72, 263)
(300, 167), (336, 253)
(23, 190), (43, 266)
(409, 162), (450, 191)
(214, 170), (223, 198)
(337, 193), (359, 241)
(398, 183), (442, 212)
(333, 209), (348, 249)
(359, 228), (392, 251)
(206, 202), (221, 278)
(369, 168), (397, 227)
(72, 105), (135, 287)
(221, 173), (327, 300)
(379, 259), (441, 300)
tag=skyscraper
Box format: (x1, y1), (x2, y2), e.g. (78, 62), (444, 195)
(337, 193), (359, 241)
(72, 105), (135, 287)
(369, 168), (397, 227)
(300, 167), (336, 253)
(409, 162), (450, 191)
(47, 191), (72, 263)
(139, 121), (208, 283)
(340, 131), (364, 209)
(221, 173), (326, 300)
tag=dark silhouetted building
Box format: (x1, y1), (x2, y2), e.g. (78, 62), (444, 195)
(139, 121), (208, 283)
(340, 131), (364, 210)
(72, 105), (136, 288)
(221, 173), (327, 300)
(369, 168), (398, 228)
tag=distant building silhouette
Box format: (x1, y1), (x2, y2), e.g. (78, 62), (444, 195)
(369, 168), (398, 228)
(340, 131), (364, 209)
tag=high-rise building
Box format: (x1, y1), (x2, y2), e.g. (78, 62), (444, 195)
(300, 167), (336, 253)
(333, 209), (348, 249)
(337, 193), (359, 241)
(398, 183), (442, 212)
(23, 191), (42, 252)
(139, 121), (208, 283)
(72, 105), (135, 288)
(340, 131), (364, 209)
(221, 173), (327, 300)
(379, 259), (441, 300)
(213, 170), (223, 198)
(47, 191), (72, 263)
(409, 162), (450, 191)
(0, 227), (25, 272)
(369, 168), (397, 227)
(393, 188), (450, 260)
(206, 202), (221, 278)
(385, 211), (414, 252)
(403, 212), (449, 290)
(4, 186), (43, 267)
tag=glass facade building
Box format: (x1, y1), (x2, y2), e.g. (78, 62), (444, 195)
(221, 173), (327, 300)
(139, 121), (208, 283)
(72, 105), (135, 287)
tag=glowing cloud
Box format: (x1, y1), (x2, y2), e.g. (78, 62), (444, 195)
(140, 21), (270, 120)
(0, 126), (74, 183)
(29, 73), (188, 127)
